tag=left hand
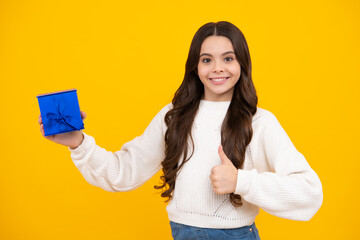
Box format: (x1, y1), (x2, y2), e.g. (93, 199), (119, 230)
(210, 145), (238, 194)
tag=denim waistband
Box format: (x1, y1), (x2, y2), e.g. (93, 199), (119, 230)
(169, 221), (261, 239)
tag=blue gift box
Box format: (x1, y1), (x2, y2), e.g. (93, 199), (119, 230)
(37, 89), (84, 136)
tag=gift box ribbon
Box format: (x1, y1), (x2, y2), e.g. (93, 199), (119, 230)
(44, 96), (84, 132)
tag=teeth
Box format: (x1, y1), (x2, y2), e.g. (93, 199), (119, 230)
(211, 78), (227, 82)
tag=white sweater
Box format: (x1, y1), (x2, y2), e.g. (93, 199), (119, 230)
(69, 100), (323, 228)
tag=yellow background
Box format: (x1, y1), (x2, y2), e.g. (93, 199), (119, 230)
(0, 0), (359, 239)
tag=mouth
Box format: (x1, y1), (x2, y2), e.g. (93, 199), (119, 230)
(209, 77), (229, 85)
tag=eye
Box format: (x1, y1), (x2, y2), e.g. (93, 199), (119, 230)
(201, 58), (211, 63)
(225, 57), (233, 62)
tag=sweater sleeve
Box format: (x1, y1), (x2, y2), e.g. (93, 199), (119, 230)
(234, 113), (323, 221)
(68, 103), (171, 192)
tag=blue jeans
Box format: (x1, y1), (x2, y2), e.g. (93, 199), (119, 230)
(169, 221), (261, 240)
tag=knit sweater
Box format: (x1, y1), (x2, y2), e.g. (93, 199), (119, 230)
(69, 100), (323, 228)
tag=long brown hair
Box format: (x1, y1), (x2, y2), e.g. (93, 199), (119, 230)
(154, 21), (258, 207)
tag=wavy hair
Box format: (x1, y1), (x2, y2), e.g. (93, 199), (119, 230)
(154, 21), (258, 207)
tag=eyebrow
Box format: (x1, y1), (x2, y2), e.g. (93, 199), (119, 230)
(199, 51), (235, 57)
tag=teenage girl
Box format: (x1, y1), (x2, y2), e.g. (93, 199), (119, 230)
(38, 21), (323, 240)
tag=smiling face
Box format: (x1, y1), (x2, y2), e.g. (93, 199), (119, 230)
(197, 36), (241, 102)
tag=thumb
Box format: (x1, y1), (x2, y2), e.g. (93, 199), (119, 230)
(218, 145), (233, 165)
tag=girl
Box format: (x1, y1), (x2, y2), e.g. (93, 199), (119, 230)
(39, 21), (323, 239)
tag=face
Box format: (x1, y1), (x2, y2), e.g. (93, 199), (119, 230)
(197, 36), (241, 101)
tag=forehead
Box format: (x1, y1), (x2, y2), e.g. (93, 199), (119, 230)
(200, 36), (234, 54)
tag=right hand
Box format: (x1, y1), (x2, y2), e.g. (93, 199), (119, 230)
(38, 111), (87, 149)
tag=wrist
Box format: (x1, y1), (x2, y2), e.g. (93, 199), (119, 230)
(69, 132), (84, 150)
(232, 169), (238, 192)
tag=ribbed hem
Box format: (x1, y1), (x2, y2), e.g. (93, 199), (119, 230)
(235, 169), (257, 196)
(167, 208), (258, 229)
(68, 132), (95, 157)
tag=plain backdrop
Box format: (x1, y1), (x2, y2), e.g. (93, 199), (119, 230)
(0, 0), (359, 239)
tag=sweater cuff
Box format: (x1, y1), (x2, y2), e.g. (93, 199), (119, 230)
(68, 132), (95, 158)
(234, 169), (257, 196)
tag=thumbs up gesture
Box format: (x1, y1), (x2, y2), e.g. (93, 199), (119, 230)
(210, 145), (238, 194)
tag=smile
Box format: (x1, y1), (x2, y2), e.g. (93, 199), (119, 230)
(209, 77), (229, 84)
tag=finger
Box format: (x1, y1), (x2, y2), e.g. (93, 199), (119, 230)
(209, 173), (214, 181)
(214, 188), (223, 195)
(210, 178), (215, 188)
(210, 176), (217, 183)
(40, 124), (45, 136)
(38, 114), (42, 124)
(80, 111), (87, 120)
(212, 184), (220, 194)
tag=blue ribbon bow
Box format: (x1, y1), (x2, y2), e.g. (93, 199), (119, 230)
(44, 96), (83, 133)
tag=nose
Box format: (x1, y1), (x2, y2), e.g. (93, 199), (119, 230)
(212, 61), (224, 73)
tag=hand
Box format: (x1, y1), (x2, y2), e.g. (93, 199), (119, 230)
(210, 145), (238, 194)
(38, 111), (87, 149)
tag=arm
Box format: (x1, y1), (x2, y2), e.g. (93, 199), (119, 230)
(69, 104), (171, 192)
(234, 113), (323, 221)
